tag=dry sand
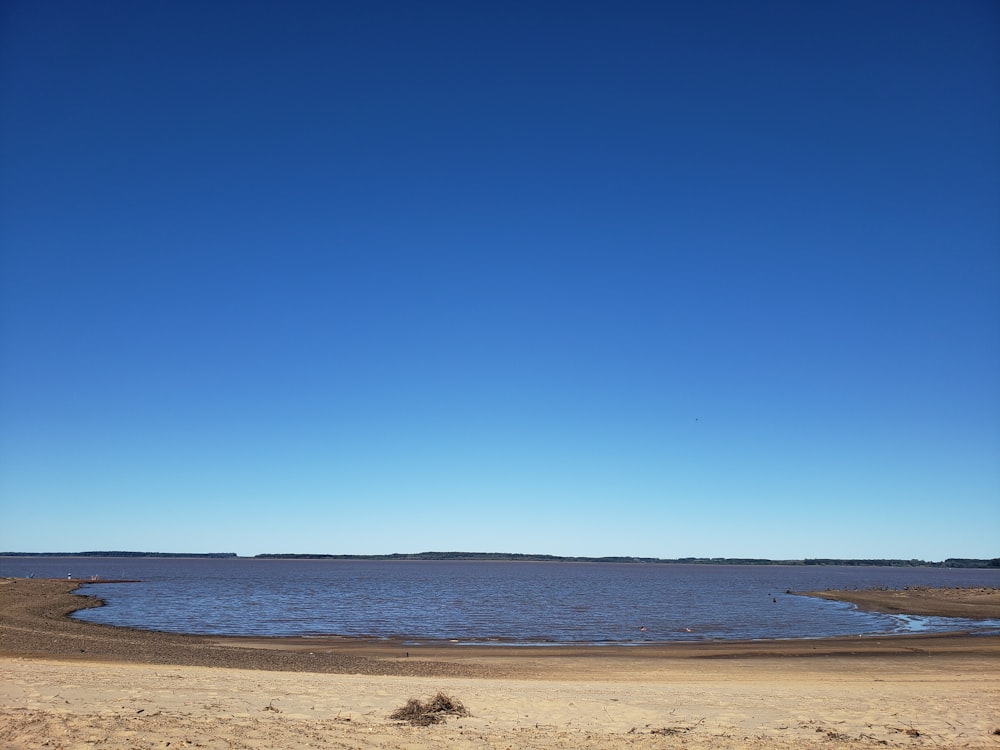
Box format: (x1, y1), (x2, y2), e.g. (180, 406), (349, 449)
(1, 578), (998, 749)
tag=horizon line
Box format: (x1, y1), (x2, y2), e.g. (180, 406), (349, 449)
(2, 550), (997, 567)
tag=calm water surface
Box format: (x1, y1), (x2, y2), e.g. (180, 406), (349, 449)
(2, 557), (998, 643)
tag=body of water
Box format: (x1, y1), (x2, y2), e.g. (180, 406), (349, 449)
(2, 557), (998, 644)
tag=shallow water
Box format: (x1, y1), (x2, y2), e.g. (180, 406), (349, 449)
(2, 557), (997, 643)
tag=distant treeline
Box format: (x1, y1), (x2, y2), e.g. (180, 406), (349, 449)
(0, 551), (238, 558)
(253, 552), (1000, 568)
(800, 558), (1000, 568)
(3, 551), (996, 567)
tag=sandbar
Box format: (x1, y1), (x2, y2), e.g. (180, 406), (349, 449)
(801, 586), (1000, 619)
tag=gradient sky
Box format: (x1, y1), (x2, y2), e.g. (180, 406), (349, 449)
(1, 0), (998, 559)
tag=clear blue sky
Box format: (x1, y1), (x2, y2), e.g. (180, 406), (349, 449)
(1, 0), (997, 559)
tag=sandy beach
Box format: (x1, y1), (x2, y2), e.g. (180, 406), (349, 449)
(2, 579), (998, 749)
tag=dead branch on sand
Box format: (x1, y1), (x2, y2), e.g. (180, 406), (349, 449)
(389, 692), (469, 726)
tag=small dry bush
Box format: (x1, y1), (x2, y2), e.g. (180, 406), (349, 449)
(389, 692), (469, 726)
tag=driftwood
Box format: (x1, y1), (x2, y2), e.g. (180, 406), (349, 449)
(389, 692), (469, 726)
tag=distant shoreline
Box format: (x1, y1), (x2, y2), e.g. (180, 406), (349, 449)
(2, 551), (998, 568)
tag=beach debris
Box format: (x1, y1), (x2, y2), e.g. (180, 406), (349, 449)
(859, 734), (889, 745)
(649, 718), (705, 736)
(390, 692), (469, 726)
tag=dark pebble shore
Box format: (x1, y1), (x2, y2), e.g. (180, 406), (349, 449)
(0, 579), (500, 678)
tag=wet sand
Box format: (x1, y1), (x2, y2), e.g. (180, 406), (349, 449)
(802, 585), (1000, 619)
(2, 578), (998, 748)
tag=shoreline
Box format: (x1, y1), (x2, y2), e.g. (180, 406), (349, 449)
(2, 578), (998, 676)
(3, 578), (1000, 749)
(800, 586), (1000, 619)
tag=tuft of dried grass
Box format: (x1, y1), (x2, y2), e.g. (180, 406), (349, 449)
(389, 692), (469, 726)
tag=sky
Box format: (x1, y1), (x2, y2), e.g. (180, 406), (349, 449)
(1, 0), (998, 560)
